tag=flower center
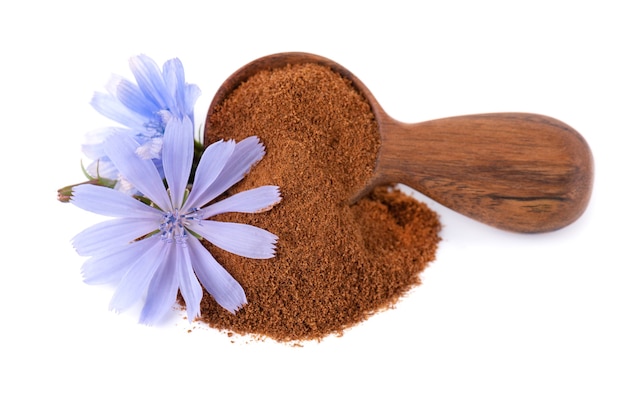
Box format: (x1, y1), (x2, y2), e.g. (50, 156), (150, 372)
(159, 207), (201, 244)
(135, 111), (173, 160)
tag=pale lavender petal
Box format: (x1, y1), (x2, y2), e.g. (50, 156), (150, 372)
(162, 58), (185, 117)
(71, 184), (159, 218)
(82, 127), (126, 160)
(187, 236), (246, 313)
(129, 54), (173, 110)
(176, 238), (203, 321)
(201, 186), (281, 218)
(72, 217), (158, 256)
(161, 116), (193, 208)
(82, 144), (105, 161)
(183, 139), (236, 208)
(90, 92), (144, 129)
(184, 84), (202, 117)
(139, 243), (179, 325)
(191, 136), (266, 207)
(104, 133), (171, 211)
(109, 237), (168, 313)
(82, 237), (157, 284)
(116, 78), (159, 119)
(135, 137), (163, 160)
(188, 220), (277, 259)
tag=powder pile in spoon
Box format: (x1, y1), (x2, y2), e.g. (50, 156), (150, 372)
(196, 63), (441, 342)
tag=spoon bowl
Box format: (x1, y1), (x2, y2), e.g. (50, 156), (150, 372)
(206, 52), (593, 233)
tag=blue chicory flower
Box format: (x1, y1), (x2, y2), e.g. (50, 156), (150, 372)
(82, 54), (201, 193)
(70, 117), (281, 325)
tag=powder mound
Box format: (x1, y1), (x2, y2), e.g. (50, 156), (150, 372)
(195, 63), (441, 342)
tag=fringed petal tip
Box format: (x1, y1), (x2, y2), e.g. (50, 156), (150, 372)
(108, 305), (122, 316)
(221, 136), (266, 184)
(261, 186), (282, 213)
(184, 308), (202, 323)
(233, 135), (265, 161)
(253, 185), (282, 213)
(138, 311), (163, 326)
(243, 135), (266, 159)
(70, 237), (84, 256)
(268, 236), (279, 258)
(228, 299), (248, 315)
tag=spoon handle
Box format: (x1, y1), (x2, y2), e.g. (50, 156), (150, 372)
(376, 113), (593, 232)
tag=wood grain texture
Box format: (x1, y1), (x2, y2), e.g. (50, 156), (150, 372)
(366, 112), (593, 233)
(206, 52), (594, 233)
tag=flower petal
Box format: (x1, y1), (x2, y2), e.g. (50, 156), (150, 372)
(162, 116), (194, 208)
(185, 137), (264, 208)
(103, 133), (171, 211)
(71, 184), (159, 218)
(135, 137), (163, 160)
(82, 127), (127, 159)
(184, 84), (201, 118)
(81, 238), (157, 284)
(139, 243), (179, 325)
(184, 139), (236, 208)
(176, 238), (203, 321)
(116, 78), (159, 120)
(203, 136), (265, 202)
(201, 186), (281, 218)
(188, 220), (277, 259)
(129, 54), (173, 110)
(187, 236), (246, 313)
(162, 58), (185, 118)
(72, 217), (158, 256)
(90, 91), (144, 130)
(109, 237), (167, 313)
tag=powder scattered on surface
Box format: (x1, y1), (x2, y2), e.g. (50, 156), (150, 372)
(194, 63), (441, 342)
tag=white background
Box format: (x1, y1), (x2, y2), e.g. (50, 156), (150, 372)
(2, 1), (624, 392)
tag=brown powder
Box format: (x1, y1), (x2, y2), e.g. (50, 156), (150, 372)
(195, 63), (441, 342)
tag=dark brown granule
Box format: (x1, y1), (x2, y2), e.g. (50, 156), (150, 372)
(193, 63), (441, 342)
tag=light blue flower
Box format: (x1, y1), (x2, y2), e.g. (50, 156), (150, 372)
(70, 118), (281, 325)
(83, 54), (201, 192)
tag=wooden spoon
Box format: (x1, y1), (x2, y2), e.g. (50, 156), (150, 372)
(205, 52), (593, 233)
